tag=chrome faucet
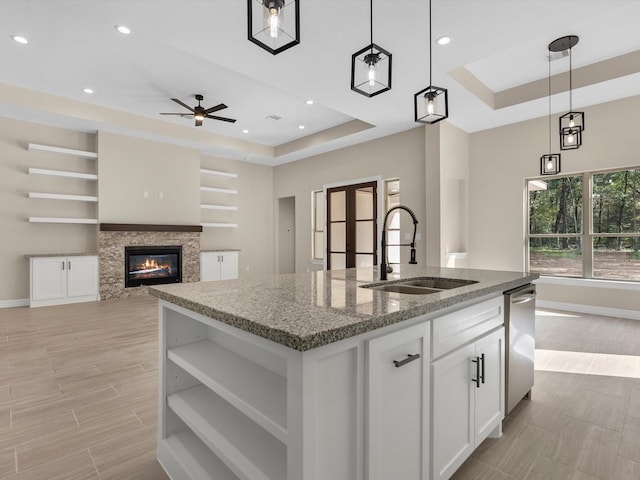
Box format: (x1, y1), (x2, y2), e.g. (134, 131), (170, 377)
(380, 205), (419, 281)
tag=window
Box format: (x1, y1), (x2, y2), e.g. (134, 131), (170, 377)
(527, 167), (640, 281)
(312, 190), (324, 261)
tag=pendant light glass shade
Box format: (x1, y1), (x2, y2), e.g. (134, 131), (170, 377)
(351, 0), (392, 97)
(549, 35), (584, 150)
(414, 0), (448, 124)
(248, 0), (299, 55)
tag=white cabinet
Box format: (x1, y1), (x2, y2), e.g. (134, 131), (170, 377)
(30, 255), (99, 307)
(200, 251), (238, 281)
(367, 322), (430, 480)
(431, 297), (505, 480)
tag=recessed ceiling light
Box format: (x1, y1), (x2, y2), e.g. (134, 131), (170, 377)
(436, 36), (451, 46)
(12, 35), (28, 44)
(298, 125), (305, 130)
(114, 25), (131, 35)
(242, 129), (249, 134)
(82, 88), (94, 94)
(305, 100), (314, 105)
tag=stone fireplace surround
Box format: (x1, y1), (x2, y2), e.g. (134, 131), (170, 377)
(98, 224), (201, 300)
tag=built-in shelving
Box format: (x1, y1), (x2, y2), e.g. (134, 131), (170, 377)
(29, 192), (98, 202)
(28, 217), (98, 224)
(163, 431), (239, 480)
(200, 204), (238, 211)
(28, 143), (97, 159)
(168, 385), (287, 480)
(201, 223), (238, 228)
(168, 340), (287, 442)
(200, 168), (238, 178)
(28, 168), (98, 180)
(200, 186), (238, 194)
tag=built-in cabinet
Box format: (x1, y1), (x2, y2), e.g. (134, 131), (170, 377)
(200, 251), (239, 281)
(430, 298), (505, 480)
(200, 168), (239, 229)
(157, 294), (505, 480)
(29, 255), (99, 307)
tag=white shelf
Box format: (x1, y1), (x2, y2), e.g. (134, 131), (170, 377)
(201, 223), (238, 228)
(163, 431), (240, 480)
(29, 168), (98, 181)
(201, 204), (238, 211)
(28, 143), (97, 159)
(29, 217), (98, 224)
(29, 192), (98, 202)
(168, 340), (287, 443)
(168, 385), (286, 480)
(200, 168), (238, 178)
(201, 186), (238, 194)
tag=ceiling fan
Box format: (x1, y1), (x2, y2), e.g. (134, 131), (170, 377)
(159, 94), (236, 127)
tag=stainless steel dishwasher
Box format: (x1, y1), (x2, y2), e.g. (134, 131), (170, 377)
(504, 283), (536, 414)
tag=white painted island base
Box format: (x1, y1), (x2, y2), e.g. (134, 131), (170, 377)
(156, 294), (505, 480)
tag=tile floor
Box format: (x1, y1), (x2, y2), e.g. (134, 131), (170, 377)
(0, 296), (639, 479)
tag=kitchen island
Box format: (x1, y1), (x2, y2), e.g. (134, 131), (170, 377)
(149, 265), (538, 480)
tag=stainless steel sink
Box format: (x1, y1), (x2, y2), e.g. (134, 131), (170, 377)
(362, 277), (478, 295)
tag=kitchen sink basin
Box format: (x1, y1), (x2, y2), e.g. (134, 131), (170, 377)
(362, 277), (478, 295)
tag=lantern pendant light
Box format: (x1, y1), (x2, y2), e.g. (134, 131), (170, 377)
(541, 54), (561, 175)
(248, 0), (300, 55)
(414, 0), (448, 124)
(549, 35), (584, 150)
(351, 0), (392, 97)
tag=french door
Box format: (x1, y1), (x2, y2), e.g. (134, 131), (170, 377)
(326, 181), (377, 270)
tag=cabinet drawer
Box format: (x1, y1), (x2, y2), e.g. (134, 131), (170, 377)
(431, 296), (503, 360)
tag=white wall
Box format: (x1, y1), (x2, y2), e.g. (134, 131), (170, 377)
(468, 95), (640, 313)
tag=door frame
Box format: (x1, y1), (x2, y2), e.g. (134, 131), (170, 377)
(322, 176), (382, 271)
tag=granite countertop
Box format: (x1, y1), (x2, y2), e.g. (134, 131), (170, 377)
(149, 266), (538, 352)
(25, 253), (99, 258)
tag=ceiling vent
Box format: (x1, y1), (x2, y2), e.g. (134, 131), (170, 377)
(265, 114), (282, 121)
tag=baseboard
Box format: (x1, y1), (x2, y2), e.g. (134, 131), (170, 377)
(0, 298), (29, 308)
(536, 300), (640, 321)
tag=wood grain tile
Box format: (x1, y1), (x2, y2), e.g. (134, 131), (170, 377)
(564, 388), (628, 432)
(14, 449), (97, 480)
(618, 415), (640, 464)
(524, 456), (599, 480)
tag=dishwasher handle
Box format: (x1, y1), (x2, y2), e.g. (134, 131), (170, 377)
(511, 293), (536, 305)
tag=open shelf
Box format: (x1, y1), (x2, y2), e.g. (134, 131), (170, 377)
(168, 340), (287, 442)
(201, 186), (238, 194)
(29, 217), (98, 224)
(201, 223), (238, 228)
(201, 204), (238, 211)
(200, 168), (238, 178)
(168, 385), (286, 480)
(29, 192), (98, 202)
(28, 143), (97, 159)
(162, 431), (240, 480)
(28, 167), (98, 180)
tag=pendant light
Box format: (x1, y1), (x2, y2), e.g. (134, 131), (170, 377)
(549, 35), (584, 150)
(248, 0), (299, 55)
(351, 0), (392, 97)
(541, 54), (561, 175)
(414, 0), (448, 124)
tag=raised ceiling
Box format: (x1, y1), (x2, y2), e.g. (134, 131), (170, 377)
(1, 0), (639, 165)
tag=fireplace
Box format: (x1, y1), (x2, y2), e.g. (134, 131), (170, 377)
(124, 245), (182, 288)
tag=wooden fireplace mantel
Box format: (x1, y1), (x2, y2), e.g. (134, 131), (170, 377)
(99, 223), (203, 233)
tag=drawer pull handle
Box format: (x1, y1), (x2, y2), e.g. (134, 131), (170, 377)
(480, 353), (485, 384)
(393, 353), (420, 368)
(471, 356), (481, 388)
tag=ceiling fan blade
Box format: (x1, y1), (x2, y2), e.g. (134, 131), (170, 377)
(204, 103), (227, 114)
(195, 118), (203, 127)
(159, 113), (194, 117)
(171, 98), (195, 112)
(206, 115), (237, 123)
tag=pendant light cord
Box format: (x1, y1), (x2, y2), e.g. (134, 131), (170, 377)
(548, 56), (552, 152)
(568, 46), (573, 112)
(370, 0), (373, 47)
(429, 0), (433, 85)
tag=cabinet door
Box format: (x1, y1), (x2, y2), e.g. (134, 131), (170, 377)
(31, 257), (66, 301)
(200, 252), (221, 281)
(367, 322), (429, 480)
(431, 343), (475, 480)
(66, 256), (99, 298)
(219, 252), (238, 280)
(474, 328), (505, 445)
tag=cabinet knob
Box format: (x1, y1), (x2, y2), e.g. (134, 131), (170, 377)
(393, 353), (420, 368)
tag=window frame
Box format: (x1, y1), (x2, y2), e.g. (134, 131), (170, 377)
(527, 165), (640, 282)
(311, 189), (324, 262)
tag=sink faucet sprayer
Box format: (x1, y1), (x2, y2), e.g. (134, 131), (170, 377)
(380, 205), (418, 281)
